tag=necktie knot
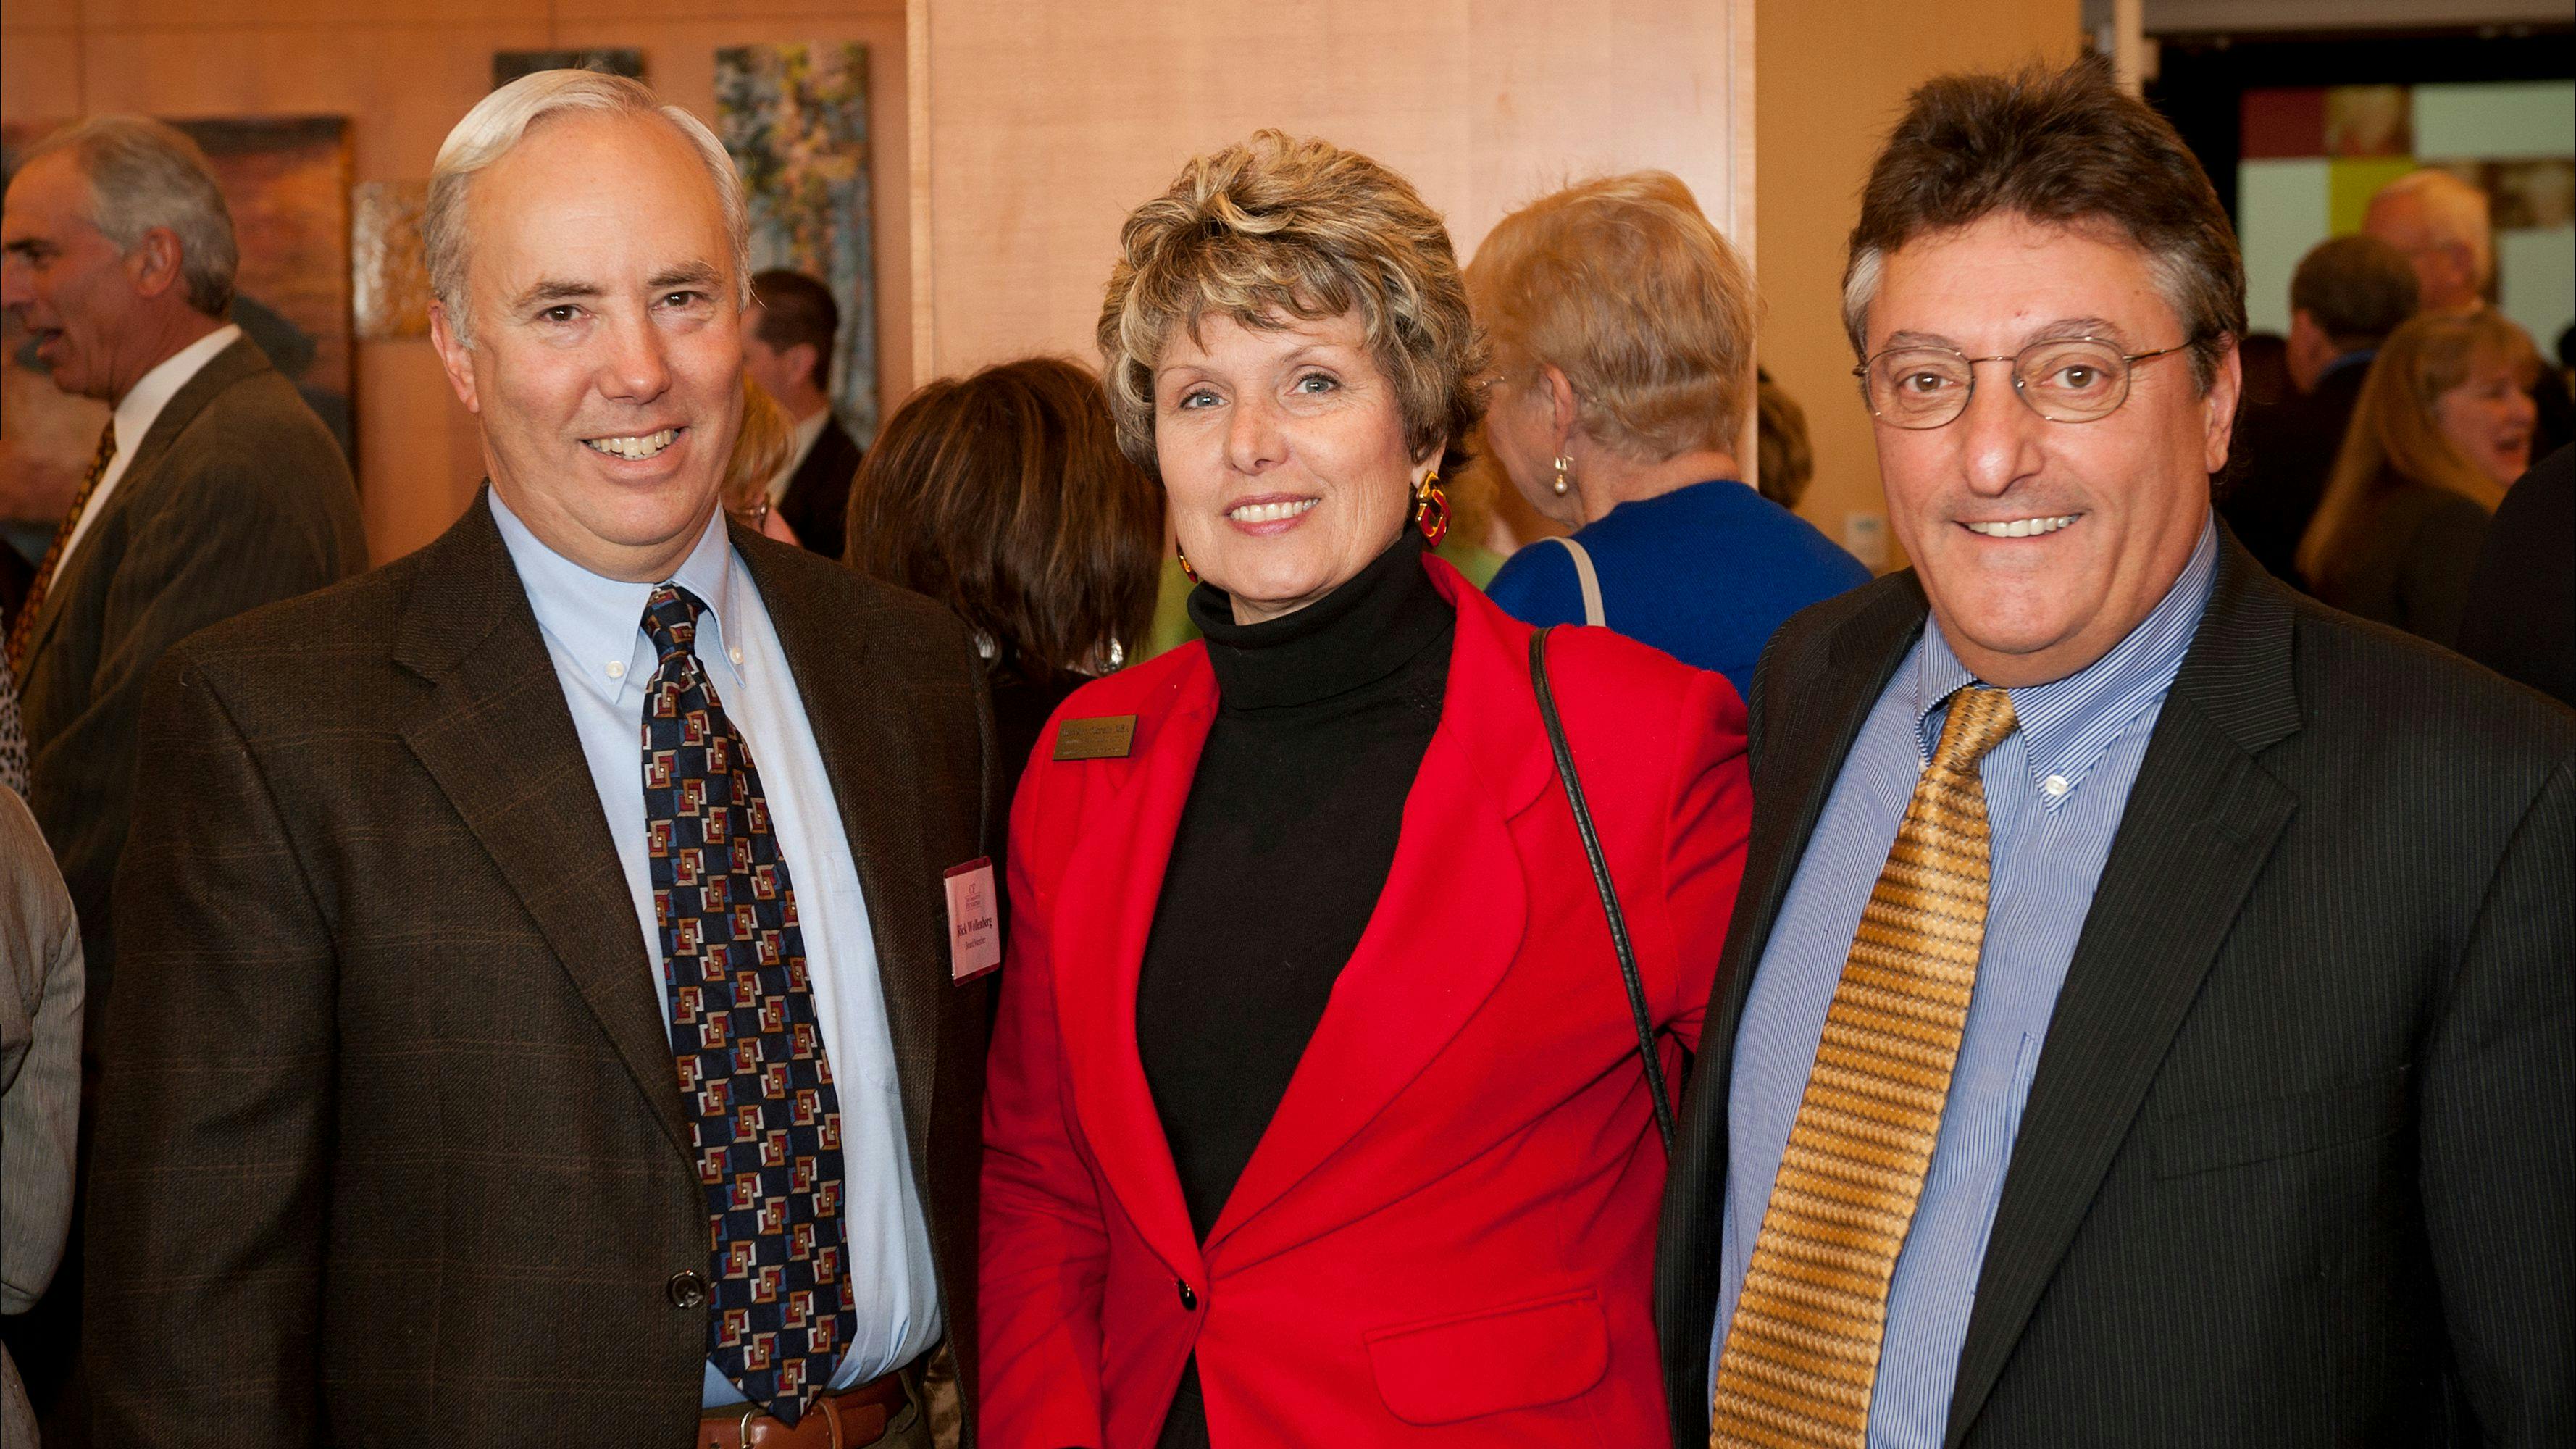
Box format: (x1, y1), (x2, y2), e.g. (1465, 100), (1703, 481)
(641, 584), (708, 664)
(1931, 685), (2017, 774)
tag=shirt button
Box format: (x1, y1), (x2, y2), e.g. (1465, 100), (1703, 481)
(2043, 774), (2070, 798)
(666, 1269), (708, 1310)
(1176, 1279), (1198, 1311)
(606, 659), (625, 680)
(729, 646), (744, 666)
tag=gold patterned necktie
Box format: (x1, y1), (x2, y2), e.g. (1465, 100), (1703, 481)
(5, 419), (118, 673)
(1711, 685), (2020, 1449)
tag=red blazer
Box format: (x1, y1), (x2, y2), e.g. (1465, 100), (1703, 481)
(981, 559), (1750, 1447)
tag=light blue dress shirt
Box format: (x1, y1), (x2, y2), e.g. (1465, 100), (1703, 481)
(1711, 521), (2219, 1442)
(488, 491), (942, 1403)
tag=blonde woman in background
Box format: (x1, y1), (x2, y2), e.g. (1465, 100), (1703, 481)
(722, 373), (805, 546)
(1468, 172), (1867, 701)
(2297, 309), (2540, 644)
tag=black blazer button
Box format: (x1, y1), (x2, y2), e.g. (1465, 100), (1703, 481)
(668, 1270), (708, 1310)
(1176, 1279), (1197, 1311)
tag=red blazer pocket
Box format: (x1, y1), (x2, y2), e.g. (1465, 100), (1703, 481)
(1363, 1290), (1609, 1425)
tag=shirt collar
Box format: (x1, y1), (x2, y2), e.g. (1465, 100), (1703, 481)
(1911, 517), (2218, 808)
(2320, 347), (2376, 383)
(487, 488), (740, 707)
(112, 323), (242, 459)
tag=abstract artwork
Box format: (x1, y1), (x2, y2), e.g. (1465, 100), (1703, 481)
(716, 42), (879, 443)
(1, 114), (354, 536)
(493, 49), (645, 90)
(352, 179), (432, 340)
(2238, 80), (2575, 351)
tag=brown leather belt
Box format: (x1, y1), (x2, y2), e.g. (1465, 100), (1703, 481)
(695, 1371), (908, 1449)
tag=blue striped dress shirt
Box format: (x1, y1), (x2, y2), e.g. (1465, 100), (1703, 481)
(1710, 520), (2219, 1442)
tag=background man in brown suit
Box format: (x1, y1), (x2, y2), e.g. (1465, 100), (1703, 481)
(86, 72), (994, 1448)
(0, 114), (363, 1437)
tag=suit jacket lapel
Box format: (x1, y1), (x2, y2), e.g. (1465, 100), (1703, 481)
(21, 336), (272, 673)
(1944, 538), (2302, 1446)
(1049, 660), (1221, 1280)
(393, 495), (692, 1161)
(737, 533), (949, 1182)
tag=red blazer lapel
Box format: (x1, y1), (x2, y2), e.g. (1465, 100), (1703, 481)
(1207, 565), (1553, 1252)
(1050, 655), (1221, 1279)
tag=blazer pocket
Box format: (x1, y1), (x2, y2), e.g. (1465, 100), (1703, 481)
(1364, 1290), (1608, 1426)
(2148, 1067), (2411, 1178)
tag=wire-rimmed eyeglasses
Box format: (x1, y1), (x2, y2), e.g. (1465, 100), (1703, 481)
(1854, 335), (2201, 429)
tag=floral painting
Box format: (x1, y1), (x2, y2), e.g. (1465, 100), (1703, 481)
(716, 42), (877, 443)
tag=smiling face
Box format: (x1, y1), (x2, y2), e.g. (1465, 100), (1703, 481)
(428, 109), (743, 582)
(1154, 309), (1430, 625)
(1865, 212), (2237, 687)
(2, 151), (155, 402)
(2433, 348), (2537, 486)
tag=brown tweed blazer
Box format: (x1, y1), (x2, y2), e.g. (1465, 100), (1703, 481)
(85, 495), (998, 1448)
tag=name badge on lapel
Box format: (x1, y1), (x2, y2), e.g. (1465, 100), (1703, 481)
(945, 858), (1002, 982)
(1053, 715), (1137, 761)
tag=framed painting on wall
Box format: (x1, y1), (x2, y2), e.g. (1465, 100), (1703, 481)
(715, 42), (879, 444)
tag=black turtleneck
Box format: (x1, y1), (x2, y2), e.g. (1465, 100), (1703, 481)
(1136, 532), (1452, 1449)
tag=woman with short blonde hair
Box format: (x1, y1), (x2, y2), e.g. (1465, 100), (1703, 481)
(982, 133), (1752, 1448)
(1468, 172), (1866, 698)
(718, 373), (801, 543)
(2298, 309), (2539, 643)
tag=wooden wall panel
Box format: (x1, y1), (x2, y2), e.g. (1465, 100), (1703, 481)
(1755, 0), (2081, 564)
(1, 0), (910, 562)
(911, 0), (1754, 390)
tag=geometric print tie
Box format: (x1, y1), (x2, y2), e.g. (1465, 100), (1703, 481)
(641, 583), (855, 1426)
(4, 419), (116, 674)
(1711, 685), (2020, 1449)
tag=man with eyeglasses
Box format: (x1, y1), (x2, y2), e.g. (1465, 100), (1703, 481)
(1655, 59), (2572, 1449)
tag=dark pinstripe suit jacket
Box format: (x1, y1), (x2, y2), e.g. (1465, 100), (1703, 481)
(17, 335), (363, 1016)
(1657, 528), (2575, 1447)
(85, 497), (998, 1447)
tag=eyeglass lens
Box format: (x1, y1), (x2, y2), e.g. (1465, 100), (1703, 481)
(1867, 338), (2135, 427)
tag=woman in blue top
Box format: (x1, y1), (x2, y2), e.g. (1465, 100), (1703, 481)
(1469, 172), (1870, 701)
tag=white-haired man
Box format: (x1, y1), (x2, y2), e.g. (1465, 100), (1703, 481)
(86, 72), (995, 1448)
(0, 114), (361, 1435)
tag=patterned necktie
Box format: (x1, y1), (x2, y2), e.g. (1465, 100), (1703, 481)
(5, 419), (117, 673)
(1712, 685), (2020, 1449)
(641, 584), (855, 1425)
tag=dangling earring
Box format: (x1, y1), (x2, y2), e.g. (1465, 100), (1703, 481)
(1552, 455), (1573, 497)
(1177, 546), (1198, 584)
(1414, 470), (1450, 547)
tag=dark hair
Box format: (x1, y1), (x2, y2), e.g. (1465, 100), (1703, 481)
(2291, 234), (2419, 353)
(1842, 57), (2245, 393)
(750, 269), (838, 391)
(846, 358), (1163, 682)
(1754, 372), (1813, 510)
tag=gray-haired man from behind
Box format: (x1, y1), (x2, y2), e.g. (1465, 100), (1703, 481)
(0, 113), (362, 1436)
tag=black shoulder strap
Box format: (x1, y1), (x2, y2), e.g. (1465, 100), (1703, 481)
(1529, 625), (1677, 1154)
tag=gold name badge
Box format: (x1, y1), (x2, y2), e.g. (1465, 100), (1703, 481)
(1053, 715), (1138, 761)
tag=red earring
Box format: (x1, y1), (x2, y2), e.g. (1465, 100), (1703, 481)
(1177, 547), (1199, 584)
(1414, 472), (1450, 547)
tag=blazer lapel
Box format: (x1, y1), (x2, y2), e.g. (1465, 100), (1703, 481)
(20, 336), (271, 674)
(737, 534), (948, 1181)
(393, 496), (692, 1161)
(1049, 659), (1221, 1280)
(1705, 578), (1928, 1103)
(1205, 573), (1548, 1253)
(1944, 540), (2302, 1446)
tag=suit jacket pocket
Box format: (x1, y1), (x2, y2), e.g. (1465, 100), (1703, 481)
(1363, 1289), (1608, 1425)
(2148, 1066), (2411, 1178)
